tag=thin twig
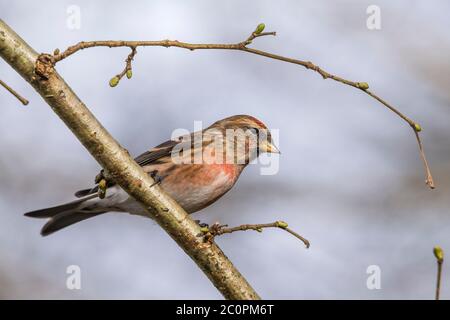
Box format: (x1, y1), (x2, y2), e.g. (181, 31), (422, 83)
(433, 246), (444, 300)
(0, 78), (29, 105)
(436, 261), (443, 300)
(109, 46), (137, 87)
(49, 25), (435, 189)
(202, 221), (310, 249)
(414, 130), (434, 189)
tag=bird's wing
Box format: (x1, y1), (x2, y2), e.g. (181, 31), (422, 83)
(74, 139), (181, 198)
(134, 139), (180, 167)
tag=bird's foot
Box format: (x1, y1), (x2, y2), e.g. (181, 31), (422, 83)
(94, 170), (105, 184)
(194, 220), (210, 228)
(149, 170), (165, 187)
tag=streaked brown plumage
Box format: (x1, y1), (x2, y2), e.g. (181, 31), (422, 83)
(24, 115), (279, 236)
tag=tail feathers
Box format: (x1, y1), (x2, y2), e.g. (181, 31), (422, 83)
(41, 211), (105, 236)
(24, 194), (98, 218)
(24, 194), (104, 236)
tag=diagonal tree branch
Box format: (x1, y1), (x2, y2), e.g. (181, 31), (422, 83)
(0, 19), (260, 300)
(48, 23), (435, 189)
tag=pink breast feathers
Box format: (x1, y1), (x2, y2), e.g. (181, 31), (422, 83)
(202, 163), (240, 184)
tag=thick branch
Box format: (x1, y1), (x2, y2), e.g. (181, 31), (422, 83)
(0, 19), (260, 300)
(50, 27), (435, 189)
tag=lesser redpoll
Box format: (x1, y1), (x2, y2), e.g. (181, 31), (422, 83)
(25, 115), (279, 236)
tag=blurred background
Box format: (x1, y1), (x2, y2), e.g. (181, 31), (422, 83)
(1, 0), (449, 299)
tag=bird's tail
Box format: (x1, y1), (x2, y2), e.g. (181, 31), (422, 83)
(24, 194), (106, 236)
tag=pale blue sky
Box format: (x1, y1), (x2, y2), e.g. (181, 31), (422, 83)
(1, 1), (449, 299)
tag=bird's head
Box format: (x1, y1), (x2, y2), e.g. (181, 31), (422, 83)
(207, 115), (280, 164)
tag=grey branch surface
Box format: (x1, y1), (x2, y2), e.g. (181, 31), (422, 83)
(0, 19), (260, 300)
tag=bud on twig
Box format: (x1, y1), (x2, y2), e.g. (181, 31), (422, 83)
(414, 123), (422, 132)
(109, 76), (120, 87)
(98, 178), (107, 199)
(276, 221), (288, 229)
(200, 226), (209, 233)
(255, 23), (265, 34)
(126, 69), (133, 79)
(434, 246), (444, 263)
(356, 82), (369, 90)
(434, 246), (444, 300)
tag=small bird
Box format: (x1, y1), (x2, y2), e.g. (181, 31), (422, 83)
(25, 115), (279, 236)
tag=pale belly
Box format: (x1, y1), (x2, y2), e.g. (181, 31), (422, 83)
(105, 165), (242, 216)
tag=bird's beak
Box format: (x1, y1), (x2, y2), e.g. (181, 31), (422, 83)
(266, 141), (281, 154)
